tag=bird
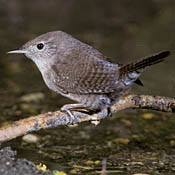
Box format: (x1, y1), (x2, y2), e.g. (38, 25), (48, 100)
(8, 31), (170, 116)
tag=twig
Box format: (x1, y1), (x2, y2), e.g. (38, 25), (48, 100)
(0, 94), (175, 143)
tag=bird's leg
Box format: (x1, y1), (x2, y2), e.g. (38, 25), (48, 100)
(61, 103), (89, 119)
(61, 104), (112, 126)
(61, 103), (88, 112)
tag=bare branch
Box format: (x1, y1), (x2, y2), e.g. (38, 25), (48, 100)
(0, 94), (175, 143)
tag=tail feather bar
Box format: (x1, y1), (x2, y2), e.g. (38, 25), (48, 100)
(119, 51), (170, 86)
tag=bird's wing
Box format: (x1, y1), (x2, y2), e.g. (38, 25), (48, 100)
(51, 58), (120, 95)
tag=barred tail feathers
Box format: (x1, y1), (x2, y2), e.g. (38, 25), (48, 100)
(119, 51), (170, 86)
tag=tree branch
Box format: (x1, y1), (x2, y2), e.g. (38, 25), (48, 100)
(1, 94), (175, 143)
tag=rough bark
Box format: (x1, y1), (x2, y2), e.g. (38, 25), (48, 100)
(0, 94), (175, 143)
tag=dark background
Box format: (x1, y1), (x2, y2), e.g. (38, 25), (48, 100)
(0, 1), (175, 174)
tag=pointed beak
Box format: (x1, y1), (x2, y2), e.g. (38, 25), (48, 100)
(7, 49), (29, 54)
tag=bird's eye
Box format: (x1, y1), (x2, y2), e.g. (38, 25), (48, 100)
(37, 43), (44, 50)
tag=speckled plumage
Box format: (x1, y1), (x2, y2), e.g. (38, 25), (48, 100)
(9, 31), (170, 112)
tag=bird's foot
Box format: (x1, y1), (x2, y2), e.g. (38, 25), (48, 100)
(90, 107), (112, 125)
(61, 105), (76, 120)
(61, 103), (88, 125)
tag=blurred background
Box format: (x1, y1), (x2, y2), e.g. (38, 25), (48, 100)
(0, 0), (175, 174)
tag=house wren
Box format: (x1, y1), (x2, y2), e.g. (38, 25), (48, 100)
(8, 31), (170, 116)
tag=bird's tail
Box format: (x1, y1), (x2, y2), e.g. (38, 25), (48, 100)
(119, 51), (170, 86)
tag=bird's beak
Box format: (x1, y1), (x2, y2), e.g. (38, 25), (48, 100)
(7, 49), (29, 54)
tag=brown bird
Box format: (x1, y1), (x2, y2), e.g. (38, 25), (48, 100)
(8, 31), (170, 116)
